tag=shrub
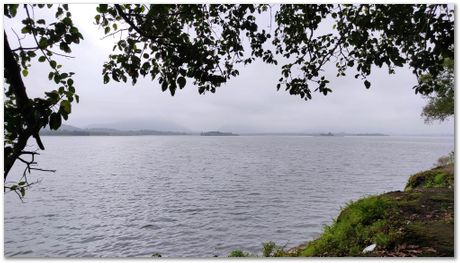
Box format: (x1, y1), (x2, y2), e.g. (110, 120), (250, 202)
(228, 250), (250, 257)
(436, 151), (454, 167)
(262, 241), (287, 257)
(405, 169), (454, 191)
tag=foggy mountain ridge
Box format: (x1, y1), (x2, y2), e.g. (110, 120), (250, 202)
(85, 119), (191, 133)
(39, 123), (453, 137)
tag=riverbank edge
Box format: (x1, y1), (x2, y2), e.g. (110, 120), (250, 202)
(286, 164), (454, 257)
(228, 164), (454, 257)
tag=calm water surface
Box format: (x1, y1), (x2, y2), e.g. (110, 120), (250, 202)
(4, 136), (454, 257)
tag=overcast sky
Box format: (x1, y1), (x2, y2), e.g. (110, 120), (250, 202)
(4, 4), (454, 134)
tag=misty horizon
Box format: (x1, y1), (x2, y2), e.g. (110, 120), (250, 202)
(48, 122), (454, 137)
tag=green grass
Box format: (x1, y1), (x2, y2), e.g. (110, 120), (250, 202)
(405, 165), (453, 191)
(228, 249), (250, 257)
(296, 164), (454, 257)
(296, 189), (454, 257)
(299, 195), (397, 256)
(227, 242), (287, 257)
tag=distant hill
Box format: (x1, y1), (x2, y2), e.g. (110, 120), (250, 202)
(40, 124), (189, 136)
(240, 132), (388, 136)
(40, 124), (390, 137)
(53, 124), (83, 131)
(85, 119), (190, 133)
(40, 124), (92, 136)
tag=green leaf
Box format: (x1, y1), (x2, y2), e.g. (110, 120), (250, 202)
(60, 42), (71, 53)
(54, 74), (61, 84)
(22, 69), (28, 77)
(56, 7), (64, 18)
(60, 100), (71, 114)
(161, 81), (168, 91)
(103, 74), (110, 84)
(20, 187), (25, 197)
(38, 56), (46, 62)
(50, 60), (57, 69)
(49, 112), (62, 130)
(62, 112), (68, 120)
(177, 77), (186, 89)
(21, 27), (30, 34)
(364, 80), (371, 89)
(8, 4), (18, 17)
(98, 4), (108, 13)
(38, 37), (48, 48)
(45, 91), (60, 102)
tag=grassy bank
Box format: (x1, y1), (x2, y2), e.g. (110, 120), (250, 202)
(290, 163), (454, 257)
(230, 163), (454, 257)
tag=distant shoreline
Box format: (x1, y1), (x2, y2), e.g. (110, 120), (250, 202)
(40, 124), (453, 137)
(40, 133), (454, 137)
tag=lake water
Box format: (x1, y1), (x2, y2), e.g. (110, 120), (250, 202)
(4, 135), (454, 257)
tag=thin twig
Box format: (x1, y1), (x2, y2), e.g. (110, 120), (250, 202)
(101, 28), (130, 40)
(45, 49), (75, 59)
(11, 46), (39, 52)
(30, 168), (56, 172)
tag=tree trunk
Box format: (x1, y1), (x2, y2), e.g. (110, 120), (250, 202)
(3, 31), (39, 181)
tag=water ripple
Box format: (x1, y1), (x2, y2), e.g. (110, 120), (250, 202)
(4, 135), (454, 257)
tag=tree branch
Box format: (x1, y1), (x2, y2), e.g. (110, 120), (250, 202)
(4, 31), (45, 180)
(4, 31), (30, 108)
(114, 4), (166, 41)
